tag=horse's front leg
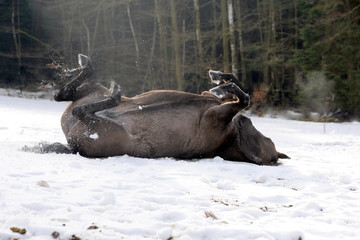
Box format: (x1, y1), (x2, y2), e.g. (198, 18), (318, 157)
(68, 81), (132, 158)
(54, 54), (94, 102)
(71, 81), (121, 123)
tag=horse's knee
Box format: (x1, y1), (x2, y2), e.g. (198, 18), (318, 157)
(72, 106), (87, 120)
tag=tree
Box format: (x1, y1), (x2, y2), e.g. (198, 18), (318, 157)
(228, 0), (238, 76)
(294, 0), (360, 116)
(170, 0), (183, 90)
(11, 0), (22, 88)
(221, 0), (230, 72)
(0, 0), (359, 118)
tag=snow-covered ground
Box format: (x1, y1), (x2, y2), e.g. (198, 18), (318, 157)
(0, 94), (359, 240)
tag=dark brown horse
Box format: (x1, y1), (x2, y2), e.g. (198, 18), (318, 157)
(29, 54), (288, 165)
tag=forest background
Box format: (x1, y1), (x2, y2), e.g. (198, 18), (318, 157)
(0, 0), (359, 119)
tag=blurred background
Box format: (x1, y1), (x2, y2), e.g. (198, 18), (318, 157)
(0, 0), (359, 119)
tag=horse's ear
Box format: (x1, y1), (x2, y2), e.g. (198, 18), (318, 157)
(233, 114), (251, 129)
(234, 116), (243, 128)
(278, 152), (290, 159)
(78, 54), (91, 68)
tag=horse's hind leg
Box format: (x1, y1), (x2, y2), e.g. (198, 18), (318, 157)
(208, 70), (245, 91)
(210, 82), (250, 108)
(72, 81), (121, 123)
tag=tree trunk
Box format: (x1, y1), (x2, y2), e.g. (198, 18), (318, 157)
(256, 0), (268, 88)
(256, 0), (264, 44)
(127, 2), (140, 63)
(143, 0), (158, 90)
(263, 1), (273, 89)
(81, 17), (91, 57)
(268, 0), (277, 104)
(182, 18), (186, 81)
(59, 0), (75, 62)
(235, 0), (247, 87)
(11, 0), (22, 89)
(221, 0), (230, 72)
(155, 0), (170, 88)
(294, 0), (298, 50)
(228, 0), (238, 76)
(170, 0), (183, 90)
(210, 0), (218, 64)
(279, 6), (286, 105)
(193, 0), (204, 74)
(91, 5), (101, 58)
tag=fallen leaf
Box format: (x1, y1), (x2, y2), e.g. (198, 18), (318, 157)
(10, 227), (26, 235)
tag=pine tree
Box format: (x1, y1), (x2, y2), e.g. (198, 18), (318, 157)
(294, 0), (360, 117)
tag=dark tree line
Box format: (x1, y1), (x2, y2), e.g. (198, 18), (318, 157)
(0, 0), (359, 117)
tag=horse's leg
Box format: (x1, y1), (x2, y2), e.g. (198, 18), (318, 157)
(71, 81), (121, 123)
(68, 81), (132, 157)
(203, 84), (250, 133)
(23, 82), (121, 156)
(54, 54), (94, 102)
(209, 82), (250, 108)
(208, 70), (245, 91)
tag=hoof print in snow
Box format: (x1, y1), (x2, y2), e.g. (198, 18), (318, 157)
(204, 210), (218, 220)
(10, 227), (27, 235)
(259, 206), (276, 212)
(283, 204), (294, 208)
(51, 231), (60, 239)
(259, 206), (269, 212)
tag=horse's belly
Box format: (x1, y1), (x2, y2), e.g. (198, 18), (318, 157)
(67, 121), (129, 158)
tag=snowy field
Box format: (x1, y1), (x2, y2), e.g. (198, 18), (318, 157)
(0, 94), (360, 240)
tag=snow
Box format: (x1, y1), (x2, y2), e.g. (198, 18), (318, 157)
(89, 133), (99, 140)
(0, 94), (360, 240)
